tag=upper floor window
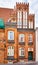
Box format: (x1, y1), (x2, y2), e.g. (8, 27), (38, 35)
(28, 34), (33, 42)
(17, 11), (22, 19)
(19, 48), (24, 56)
(17, 11), (22, 28)
(8, 31), (14, 40)
(19, 34), (24, 42)
(29, 21), (33, 29)
(23, 11), (27, 28)
(7, 46), (14, 56)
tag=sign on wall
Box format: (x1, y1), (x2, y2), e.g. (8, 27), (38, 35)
(28, 48), (33, 51)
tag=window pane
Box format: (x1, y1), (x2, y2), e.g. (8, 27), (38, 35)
(29, 21), (33, 29)
(8, 31), (14, 40)
(20, 11), (22, 18)
(11, 47), (14, 56)
(19, 48), (24, 56)
(17, 11), (22, 28)
(7, 46), (14, 56)
(28, 34), (33, 42)
(19, 34), (24, 42)
(29, 21), (30, 28)
(31, 22), (33, 28)
(23, 11), (27, 28)
(8, 46), (11, 56)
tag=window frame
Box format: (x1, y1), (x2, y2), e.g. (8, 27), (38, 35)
(19, 48), (25, 56)
(29, 21), (33, 29)
(17, 11), (22, 28)
(19, 34), (25, 42)
(8, 31), (14, 41)
(23, 11), (27, 28)
(28, 34), (33, 43)
(7, 46), (14, 56)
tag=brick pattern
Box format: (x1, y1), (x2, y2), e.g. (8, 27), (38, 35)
(0, 3), (35, 63)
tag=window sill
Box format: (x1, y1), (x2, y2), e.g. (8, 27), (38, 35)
(19, 42), (25, 45)
(28, 42), (33, 45)
(8, 40), (15, 43)
(19, 56), (25, 59)
(7, 56), (14, 60)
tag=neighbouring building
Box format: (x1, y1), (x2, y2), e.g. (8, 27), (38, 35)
(0, 2), (35, 64)
(36, 27), (38, 61)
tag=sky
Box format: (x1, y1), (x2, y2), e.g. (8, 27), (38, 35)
(0, 0), (38, 27)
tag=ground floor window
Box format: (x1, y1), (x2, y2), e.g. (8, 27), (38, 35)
(19, 48), (24, 56)
(28, 52), (33, 60)
(7, 46), (14, 56)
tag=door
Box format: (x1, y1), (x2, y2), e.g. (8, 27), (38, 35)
(28, 52), (33, 60)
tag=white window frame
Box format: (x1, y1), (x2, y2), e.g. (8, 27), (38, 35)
(19, 48), (24, 56)
(29, 21), (33, 29)
(7, 46), (14, 56)
(8, 31), (14, 40)
(23, 11), (27, 28)
(19, 34), (24, 42)
(28, 34), (33, 42)
(17, 11), (22, 28)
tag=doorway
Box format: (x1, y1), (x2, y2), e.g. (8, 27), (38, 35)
(28, 52), (33, 60)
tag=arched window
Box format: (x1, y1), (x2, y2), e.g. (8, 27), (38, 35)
(8, 31), (14, 40)
(19, 34), (24, 42)
(7, 46), (14, 56)
(19, 48), (24, 56)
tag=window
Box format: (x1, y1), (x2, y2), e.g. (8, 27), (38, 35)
(28, 34), (33, 42)
(17, 11), (22, 28)
(17, 11), (27, 28)
(8, 31), (14, 40)
(19, 34), (24, 42)
(7, 46), (14, 56)
(29, 21), (33, 29)
(23, 11), (27, 28)
(19, 48), (24, 56)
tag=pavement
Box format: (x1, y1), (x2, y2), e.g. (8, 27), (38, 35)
(0, 61), (38, 65)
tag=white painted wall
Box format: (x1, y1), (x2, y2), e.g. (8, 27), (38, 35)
(36, 28), (38, 61)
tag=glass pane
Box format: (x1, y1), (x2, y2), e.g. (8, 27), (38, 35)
(8, 46), (14, 56)
(23, 12), (27, 28)
(19, 34), (24, 42)
(31, 22), (33, 28)
(29, 34), (32, 42)
(17, 11), (22, 28)
(8, 31), (14, 40)
(19, 48), (24, 56)
(29, 21), (30, 28)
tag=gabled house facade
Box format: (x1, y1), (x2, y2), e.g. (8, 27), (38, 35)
(0, 2), (35, 63)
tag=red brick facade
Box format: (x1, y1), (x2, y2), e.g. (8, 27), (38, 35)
(0, 3), (35, 64)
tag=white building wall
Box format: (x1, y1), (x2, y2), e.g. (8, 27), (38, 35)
(36, 28), (38, 61)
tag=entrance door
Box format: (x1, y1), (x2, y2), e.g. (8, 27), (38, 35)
(28, 52), (33, 60)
